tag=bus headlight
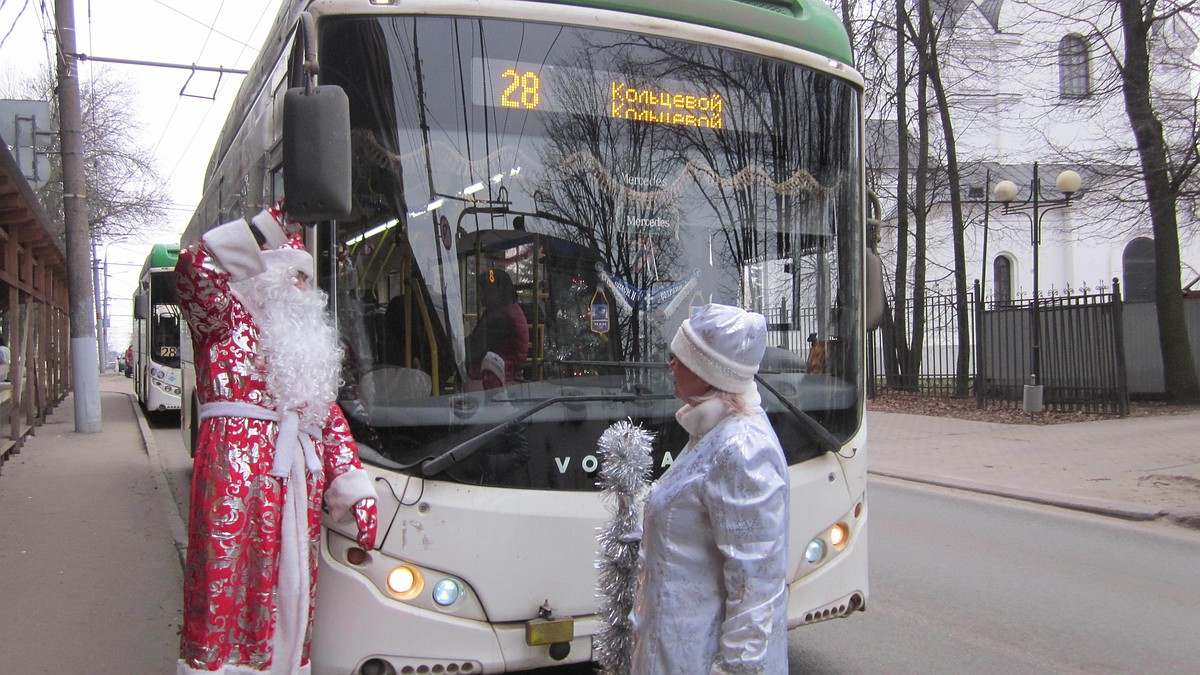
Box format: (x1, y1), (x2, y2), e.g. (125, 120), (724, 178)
(798, 507), (860, 577)
(432, 578), (462, 606)
(830, 523), (850, 550)
(325, 529), (487, 619)
(386, 565), (423, 599)
(805, 538), (826, 564)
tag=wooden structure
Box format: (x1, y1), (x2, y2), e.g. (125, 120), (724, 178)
(0, 141), (70, 471)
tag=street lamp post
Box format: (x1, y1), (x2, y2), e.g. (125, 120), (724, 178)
(991, 162), (1081, 416)
(102, 246), (112, 372)
(93, 241), (121, 373)
(91, 239), (106, 372)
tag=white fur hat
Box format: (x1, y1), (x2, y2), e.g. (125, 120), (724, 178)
(670, 303), (767, 394)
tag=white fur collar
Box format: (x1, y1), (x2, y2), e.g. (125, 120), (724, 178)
(675, 397), (731, 441)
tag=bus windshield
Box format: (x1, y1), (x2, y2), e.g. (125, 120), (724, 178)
(148, 270), (181, 369)
(317, 16), (863, 490)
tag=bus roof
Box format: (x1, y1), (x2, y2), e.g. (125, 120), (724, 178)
(142, 243), (180, 274)
(527, 0), (853, 65)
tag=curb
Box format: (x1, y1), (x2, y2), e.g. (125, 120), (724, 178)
(127, 392), (189, 570)
(870, 470), (1173, 524)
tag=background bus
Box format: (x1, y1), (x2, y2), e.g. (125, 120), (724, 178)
(132, 243), (182, 413)
(181, 0), (872, 672)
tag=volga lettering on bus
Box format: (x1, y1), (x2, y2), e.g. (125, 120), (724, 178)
(554, 452), (674, 473)
(555, 455), (600, 473)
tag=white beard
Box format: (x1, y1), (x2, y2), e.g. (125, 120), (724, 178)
(231, 256), (343, 430)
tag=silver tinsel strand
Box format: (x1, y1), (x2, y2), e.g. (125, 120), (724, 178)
(594, 419), (655, 675)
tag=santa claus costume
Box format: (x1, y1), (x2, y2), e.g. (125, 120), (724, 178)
(176, 208), (378, 674)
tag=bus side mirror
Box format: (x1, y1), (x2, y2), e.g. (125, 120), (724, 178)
(133, 293), (149, 321)
(282, 84), (352, 222)
(865, 249), (885, 333)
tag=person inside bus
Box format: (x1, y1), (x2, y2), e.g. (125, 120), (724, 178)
(383, 292), (435, 374)
(466, 267), (529, 388)
(631, 303), (790, 674)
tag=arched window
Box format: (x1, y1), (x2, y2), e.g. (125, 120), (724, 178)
(1122, 238), (1155, 302)
(1059, 34), (1091, 98)
(993, 255), (1013, 305)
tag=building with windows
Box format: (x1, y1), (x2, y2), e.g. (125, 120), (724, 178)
(869, 0), (1200, 304)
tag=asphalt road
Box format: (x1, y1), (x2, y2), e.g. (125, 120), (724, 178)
(787, 478), (1200, 674)
(150, 419), (1200, 674)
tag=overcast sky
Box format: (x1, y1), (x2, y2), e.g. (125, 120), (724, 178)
(0, 0), (284, 356)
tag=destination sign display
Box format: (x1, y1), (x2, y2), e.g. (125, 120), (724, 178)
(472, 58), (725, 130)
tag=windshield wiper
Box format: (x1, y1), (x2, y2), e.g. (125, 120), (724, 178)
(753, 375), (843, 455)
(421, 392), (658, 476)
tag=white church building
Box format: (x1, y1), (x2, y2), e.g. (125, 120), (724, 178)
(869, 0), (1200, 304)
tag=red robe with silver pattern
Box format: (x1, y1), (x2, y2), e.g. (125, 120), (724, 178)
(176, 241), (367, 673)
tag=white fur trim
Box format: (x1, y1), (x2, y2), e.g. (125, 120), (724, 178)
(482, 351), (505, 382)
(251, 209), (289, 249)
(202, 219), (265, 282)
(671, 323), (756, 394)
(176, 659), (311, 674)
(271, 454), (310, 675)
(325, 467), (377, 522)
(260, 248), (315, 281)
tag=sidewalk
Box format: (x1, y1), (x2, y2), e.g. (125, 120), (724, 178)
(0, 373), (182, 674)
(868, 409), (1200, 529)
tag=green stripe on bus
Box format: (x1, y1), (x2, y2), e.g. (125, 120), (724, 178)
(527, 0), (852, 65)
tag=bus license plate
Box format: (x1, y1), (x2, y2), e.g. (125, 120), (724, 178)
(525, 617), (574, 645)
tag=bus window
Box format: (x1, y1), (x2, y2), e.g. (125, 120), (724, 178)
(318, 15), (862, 490)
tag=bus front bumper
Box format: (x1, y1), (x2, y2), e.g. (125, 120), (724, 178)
(311, 529), (598, 674)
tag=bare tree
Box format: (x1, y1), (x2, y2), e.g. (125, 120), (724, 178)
(844, 0), (923, 389)
(845, 0), (974, 392)
(852, 0), (1199, 402)
(1117, 0), (1200, 401)
(1008, 0), (1200, 401)
(2, 67), (171, 243)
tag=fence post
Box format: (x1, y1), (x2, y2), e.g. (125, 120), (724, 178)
(866, 330), (877, 399)
(974, 280), (985, 409)
(1111, 277), (1130, 417)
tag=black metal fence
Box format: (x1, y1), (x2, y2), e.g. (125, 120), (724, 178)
(870, 280), (1129, 416)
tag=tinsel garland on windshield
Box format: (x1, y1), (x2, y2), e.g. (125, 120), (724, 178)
(593, 419), (655, 675)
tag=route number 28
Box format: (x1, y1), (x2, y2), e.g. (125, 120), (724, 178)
(501, 69), (541, 110)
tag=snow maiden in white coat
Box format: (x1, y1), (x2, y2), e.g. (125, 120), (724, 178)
(632, 303), (790, 674)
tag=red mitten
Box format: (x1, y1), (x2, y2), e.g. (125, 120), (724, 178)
(353, 497), (378, 550)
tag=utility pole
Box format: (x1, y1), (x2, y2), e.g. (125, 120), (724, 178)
(56, 0), (102, 432)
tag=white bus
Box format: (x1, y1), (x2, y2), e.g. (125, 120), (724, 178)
(132, 243), (182, 413)
(181, 0), (877, 672)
